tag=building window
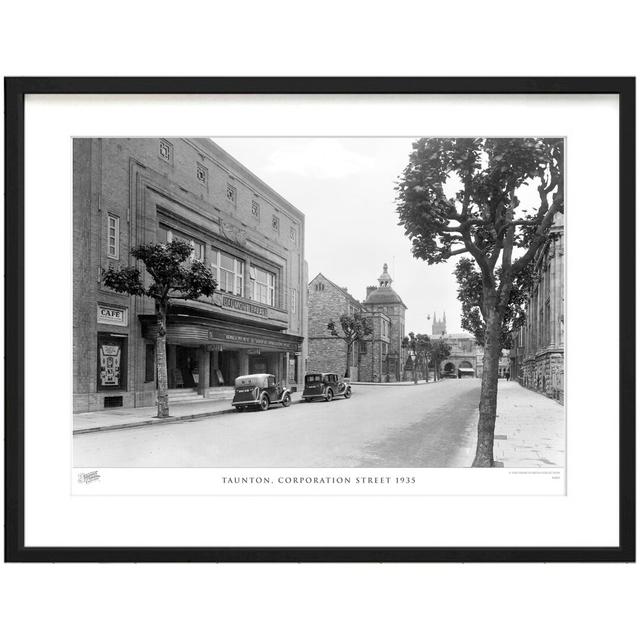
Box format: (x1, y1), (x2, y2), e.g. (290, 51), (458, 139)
(159, 140), (173, 163)
(359, 341), (367, 354)
(290, 226), (297, 242)
(145, 343), (155, 382)
(226, 183), (237, 204)
(251, 266), (275, 306)
(272, 215), (280, 232)
(107, 214), (120, 259)
(158, 225), (205, 261)
(251, 200), (260, 219)
(196, 163), (208, 185)
(314, 283), (325, 292)
(211, 249), (244, 295)
(291, 288), (297, 314)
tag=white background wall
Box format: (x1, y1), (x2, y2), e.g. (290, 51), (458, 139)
(1, 3), (638, 640)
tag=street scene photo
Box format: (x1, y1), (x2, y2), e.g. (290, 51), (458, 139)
(73, 137), (565, 469)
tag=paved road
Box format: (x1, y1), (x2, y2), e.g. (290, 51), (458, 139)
(74, 379), (482, 468)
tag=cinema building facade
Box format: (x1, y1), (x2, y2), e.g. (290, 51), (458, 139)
(73, 138), (307, 412)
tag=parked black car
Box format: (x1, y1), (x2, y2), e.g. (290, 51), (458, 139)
(302, 373), (352, 402)
(231, 374), (292, 411)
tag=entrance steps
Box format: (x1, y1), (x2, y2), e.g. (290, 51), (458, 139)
(168, 388), (201, 404)
(167, 387), (235, 404)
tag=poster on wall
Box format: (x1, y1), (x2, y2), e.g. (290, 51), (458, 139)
(96, 334), (127, 391)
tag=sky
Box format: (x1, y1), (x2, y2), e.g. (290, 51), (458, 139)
(213, 137), (468, 335)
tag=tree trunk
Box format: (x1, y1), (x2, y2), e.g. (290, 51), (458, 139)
(345, 342), (352, 379)
(156, 304), (170, 418)
(472, 304), (503, 467)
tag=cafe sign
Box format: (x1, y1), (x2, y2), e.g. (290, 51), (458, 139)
(97, 304), (128, 327)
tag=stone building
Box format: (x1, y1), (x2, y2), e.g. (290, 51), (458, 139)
(307, 264), (407, 382)
(73, 138), (307, 412)
(427, 313), (483, 378)
(510, 214), (565, 403)
(362, 264), (408, 382)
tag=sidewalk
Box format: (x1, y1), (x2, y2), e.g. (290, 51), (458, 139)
(453, 381), (565, 467)
(74, 393), (301, 434)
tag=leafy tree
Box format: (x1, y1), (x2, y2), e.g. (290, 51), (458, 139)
(327, 312), (373, 379)
(454, 258), (536, 349)
(103, 240), (217, 418)
(396, 137), (563, 466)
(429, 337), (452, 381)
(403, 332), (432, 383)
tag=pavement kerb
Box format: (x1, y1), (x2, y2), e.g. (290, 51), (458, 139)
(73, 407), (238, 435)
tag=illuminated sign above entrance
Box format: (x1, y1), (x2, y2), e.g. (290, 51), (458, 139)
(207, 328), (299, 352)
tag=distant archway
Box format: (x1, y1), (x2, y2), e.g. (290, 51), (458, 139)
(443, 362), (455, 375)
(458, 361), (474, 378)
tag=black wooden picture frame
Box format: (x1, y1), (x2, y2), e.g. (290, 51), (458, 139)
(4, 77), (635, 562)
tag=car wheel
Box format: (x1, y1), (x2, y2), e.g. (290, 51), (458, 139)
(282, 393), (291, 408)
(344, 388), (352, 399)
(259, 394), (270, 411)
(326, 389), (333, 402)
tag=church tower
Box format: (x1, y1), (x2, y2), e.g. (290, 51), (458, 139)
(432, 311), (447, 336)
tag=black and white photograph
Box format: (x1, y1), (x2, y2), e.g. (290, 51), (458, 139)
(7, 77), (632, 563)
(72, 136), (565, 474)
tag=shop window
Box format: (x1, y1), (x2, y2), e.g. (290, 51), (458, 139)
(107, 214), (120, 259)
(158, 225), (205, 261)
(145, 343), (155, 382)
(211, 248), (244, 296)
(97, 333), (127, 391)
(251, 266), (275, 306)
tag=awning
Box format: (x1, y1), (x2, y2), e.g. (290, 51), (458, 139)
(458, 368), (475, 373)
(139, 313), (303, 352)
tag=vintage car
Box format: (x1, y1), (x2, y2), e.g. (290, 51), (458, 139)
(231, 374), (292, 411)
(302, 373), (352, 402)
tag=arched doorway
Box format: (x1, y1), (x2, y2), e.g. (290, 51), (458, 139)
(458, 360), (474, 378)
(443, 362), (455, 378)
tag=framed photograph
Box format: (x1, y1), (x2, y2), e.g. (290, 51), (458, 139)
(5, 77), (635, 562)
